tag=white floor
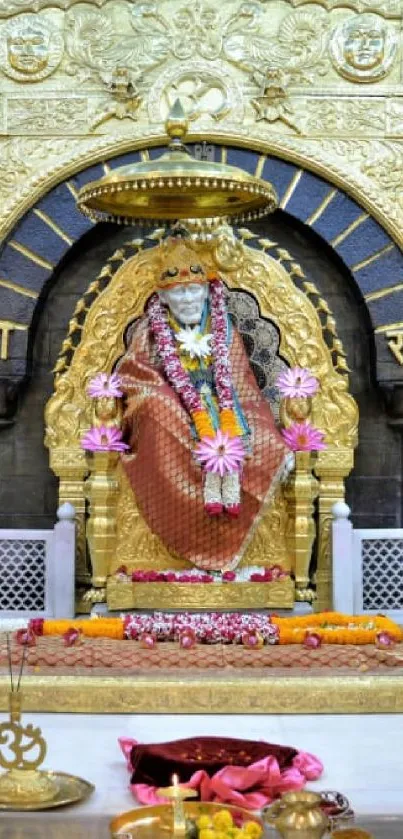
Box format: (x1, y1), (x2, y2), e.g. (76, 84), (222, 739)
(13, 712), (403, 818)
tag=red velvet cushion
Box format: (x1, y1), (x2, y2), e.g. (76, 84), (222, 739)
(130, 736), (297, 787)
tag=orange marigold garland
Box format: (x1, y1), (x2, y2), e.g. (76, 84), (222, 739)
(272, 612), (403, 645)
(219, 408), (243, 438)
(192, 409), (215, 439)
(42, 618), (124, 640)
(39, 612), (403, 645)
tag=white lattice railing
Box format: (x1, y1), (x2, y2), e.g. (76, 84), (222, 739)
(0, 503), (75, 619)
(332, 501), (403, 622)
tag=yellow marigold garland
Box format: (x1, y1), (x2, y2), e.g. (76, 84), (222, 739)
(41, 612), (402, 645)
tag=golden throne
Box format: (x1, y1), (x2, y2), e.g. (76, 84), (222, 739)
(44, 227), (358, 614)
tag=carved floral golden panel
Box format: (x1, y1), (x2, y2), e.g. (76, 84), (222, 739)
(0, 0), (401, 246)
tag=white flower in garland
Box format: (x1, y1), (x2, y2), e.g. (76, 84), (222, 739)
(176, 326), (212, 360)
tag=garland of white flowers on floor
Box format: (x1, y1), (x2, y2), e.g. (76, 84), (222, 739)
(147, 277), (245, 516)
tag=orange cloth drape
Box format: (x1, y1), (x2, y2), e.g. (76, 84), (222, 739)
(117, 319), (289, 570)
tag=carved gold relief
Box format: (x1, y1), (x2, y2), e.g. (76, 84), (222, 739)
(0, 14), (64, 82)
(251, 69), (301, 134)
(7, 96), (88, 133)
(2, 673), (403, 716)
(0, 1), (115, 13)
(288, 0), (401, 15)
(304, 98), (385, 135)
(329, 13), (398, 82)
(0, 0), (401, 247)
(107, 577), (295, 611)
(148, 61), (240, 124)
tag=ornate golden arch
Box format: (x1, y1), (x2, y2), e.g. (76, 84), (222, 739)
(45, 232), (358, 610)
(2, 133), (402, 250)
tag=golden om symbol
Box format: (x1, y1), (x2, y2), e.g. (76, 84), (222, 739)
(0, 720), (47, 771)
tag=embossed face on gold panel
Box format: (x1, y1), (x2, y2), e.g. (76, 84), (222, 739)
(1, 14), (64, 82)
(343, 21), (385, 70)
(330, 13), (397, 83)
(7, 27), (49, 75)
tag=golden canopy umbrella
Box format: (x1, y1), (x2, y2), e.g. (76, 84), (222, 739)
(77, 101), (278, 225)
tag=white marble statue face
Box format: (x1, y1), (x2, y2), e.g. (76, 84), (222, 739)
(159, 283), (209, 326)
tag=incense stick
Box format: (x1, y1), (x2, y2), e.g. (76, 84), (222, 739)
(6, 633), (13, 693)
(16, 643), (27, 693)
(6, 632), (27, 693)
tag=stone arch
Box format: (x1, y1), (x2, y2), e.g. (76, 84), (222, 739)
(0, 144), (402, 396)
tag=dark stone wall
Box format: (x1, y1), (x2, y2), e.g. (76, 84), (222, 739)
(0, 213), (401, 530)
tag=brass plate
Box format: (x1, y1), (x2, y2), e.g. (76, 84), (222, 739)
(0, 771), (94, 812)
(110, 801), (262, 838)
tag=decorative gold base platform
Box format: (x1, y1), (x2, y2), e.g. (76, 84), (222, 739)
(1, 674), (402, 715)
(107, 577), (295, 611)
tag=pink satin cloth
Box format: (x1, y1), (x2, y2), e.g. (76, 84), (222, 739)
(119, 738), (323, 810)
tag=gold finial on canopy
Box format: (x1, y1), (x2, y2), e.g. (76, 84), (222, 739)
(77, 100), (278, 225)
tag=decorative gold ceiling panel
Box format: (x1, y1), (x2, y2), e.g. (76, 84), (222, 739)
(0, 0), (401, 244)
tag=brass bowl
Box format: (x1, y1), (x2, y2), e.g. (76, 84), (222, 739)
(110, 800), (263, 838)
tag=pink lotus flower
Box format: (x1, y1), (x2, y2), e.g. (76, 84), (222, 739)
(195, 430), (245, 477)
(276, 367), (319, 398)
(87, 372), (123, 398)
(281, 421), (326, 452)
(303, 632), (322, 649)
(81, 425), (129, 452)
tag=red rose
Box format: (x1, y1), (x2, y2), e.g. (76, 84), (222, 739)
(375, 631), (395, 649)
(15, 628), (36, 646)
(62, 627), (81, 647)
(29, 619), (44, 636)
(140, 632), (157, 649)
(242, 630), (264, 649)
(303, 632), (322, 649)
(179, 630), (196, 650)
(222, 571), (236, 582)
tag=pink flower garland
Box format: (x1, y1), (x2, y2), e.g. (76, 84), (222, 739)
(209, 280), (234, 410)
(147, 279), (236, 425)
(147, 293), (202, 415)
(124, 611), (280, 645)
